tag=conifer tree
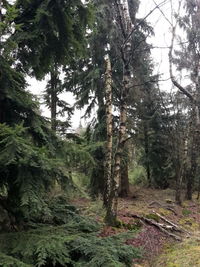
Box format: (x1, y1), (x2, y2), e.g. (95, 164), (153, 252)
(169, 0), (200, 200)
(0, 0), (93, 221)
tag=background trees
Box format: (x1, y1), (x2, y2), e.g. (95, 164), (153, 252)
(2, 0), (200, 265)
(169, 0), (200, 201)
(1, 0), (200, 227)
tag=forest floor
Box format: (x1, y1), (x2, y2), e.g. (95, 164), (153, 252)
(72, 187), (200, 267)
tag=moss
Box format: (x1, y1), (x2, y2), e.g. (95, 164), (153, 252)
(145, 213), (160, 222)
(165, 199), (173, 204)
(126, 221), (142, 231)
(166, 263), (180, 267)
(155, 238), (200, 267)
(182, 201), (190, 208)
(116, 219), (142, 231)
(179, 217), (198, 231)
(182, 209), (192, 216)
(158, 208), (171, 216)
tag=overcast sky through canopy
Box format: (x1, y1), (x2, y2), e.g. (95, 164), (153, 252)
(27, 0), (181, 129)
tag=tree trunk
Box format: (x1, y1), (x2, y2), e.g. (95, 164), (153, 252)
(185, 107), (199, 200)
(144, 123), (151, 186)
(185, 138), (196, 200)
(50, 70), (58, 132)
(169, 20), (200, 201)
(0, 0), (2, 24)
(119, 159), (129, 197)
(197, 167), (200, 199)
(175, 165), (182, 205)
(104, 55), (116, 225)
(113, 0), (133, 216)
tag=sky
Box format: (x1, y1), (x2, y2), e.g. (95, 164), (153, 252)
(27, 0), (181, 129)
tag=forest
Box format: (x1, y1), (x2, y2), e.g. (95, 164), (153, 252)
(1, 0), (200, 266)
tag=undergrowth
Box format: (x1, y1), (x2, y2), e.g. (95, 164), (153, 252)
(0, 196), (142, 267)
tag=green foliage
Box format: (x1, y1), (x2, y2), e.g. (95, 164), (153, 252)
(85, 199), (106, 218)
(14, 0), (93, 78)
(0, 253), (31, 267)
(28, 195), (77, 225)
(129, 165), (147, 186)
(145, 214), (160, 222)
(0, 123), (74, 219)
(72, 172), (90, 191)
(0, 210), (141, 267)
(70, 233), (141, 267)
(63, 139), (96, 171)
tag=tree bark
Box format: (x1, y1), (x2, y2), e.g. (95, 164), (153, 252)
(113, 0), (133, 215)
(175, 165), (182, 205)
(119, 159), (129, 197)
(104, 55), (116, 225)
(144, 123), (151, 186)
(185, 106), (199, 200)
(50, 70), (58, 132)
(197, 166), (200, 199)
(0, 0), (2, 24)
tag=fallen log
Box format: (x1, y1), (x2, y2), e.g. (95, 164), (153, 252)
(153, 211), (181, 230)
(152, 211), (191, 235)
(125, 213), (182, 241)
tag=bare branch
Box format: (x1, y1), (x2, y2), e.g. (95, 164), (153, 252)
(123, 0), (170, 46)
(153, 0), (173, 26)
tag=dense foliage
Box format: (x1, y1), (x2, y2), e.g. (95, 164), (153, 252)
(0, 198), (141, 266)
(1, 0), (200, 265)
